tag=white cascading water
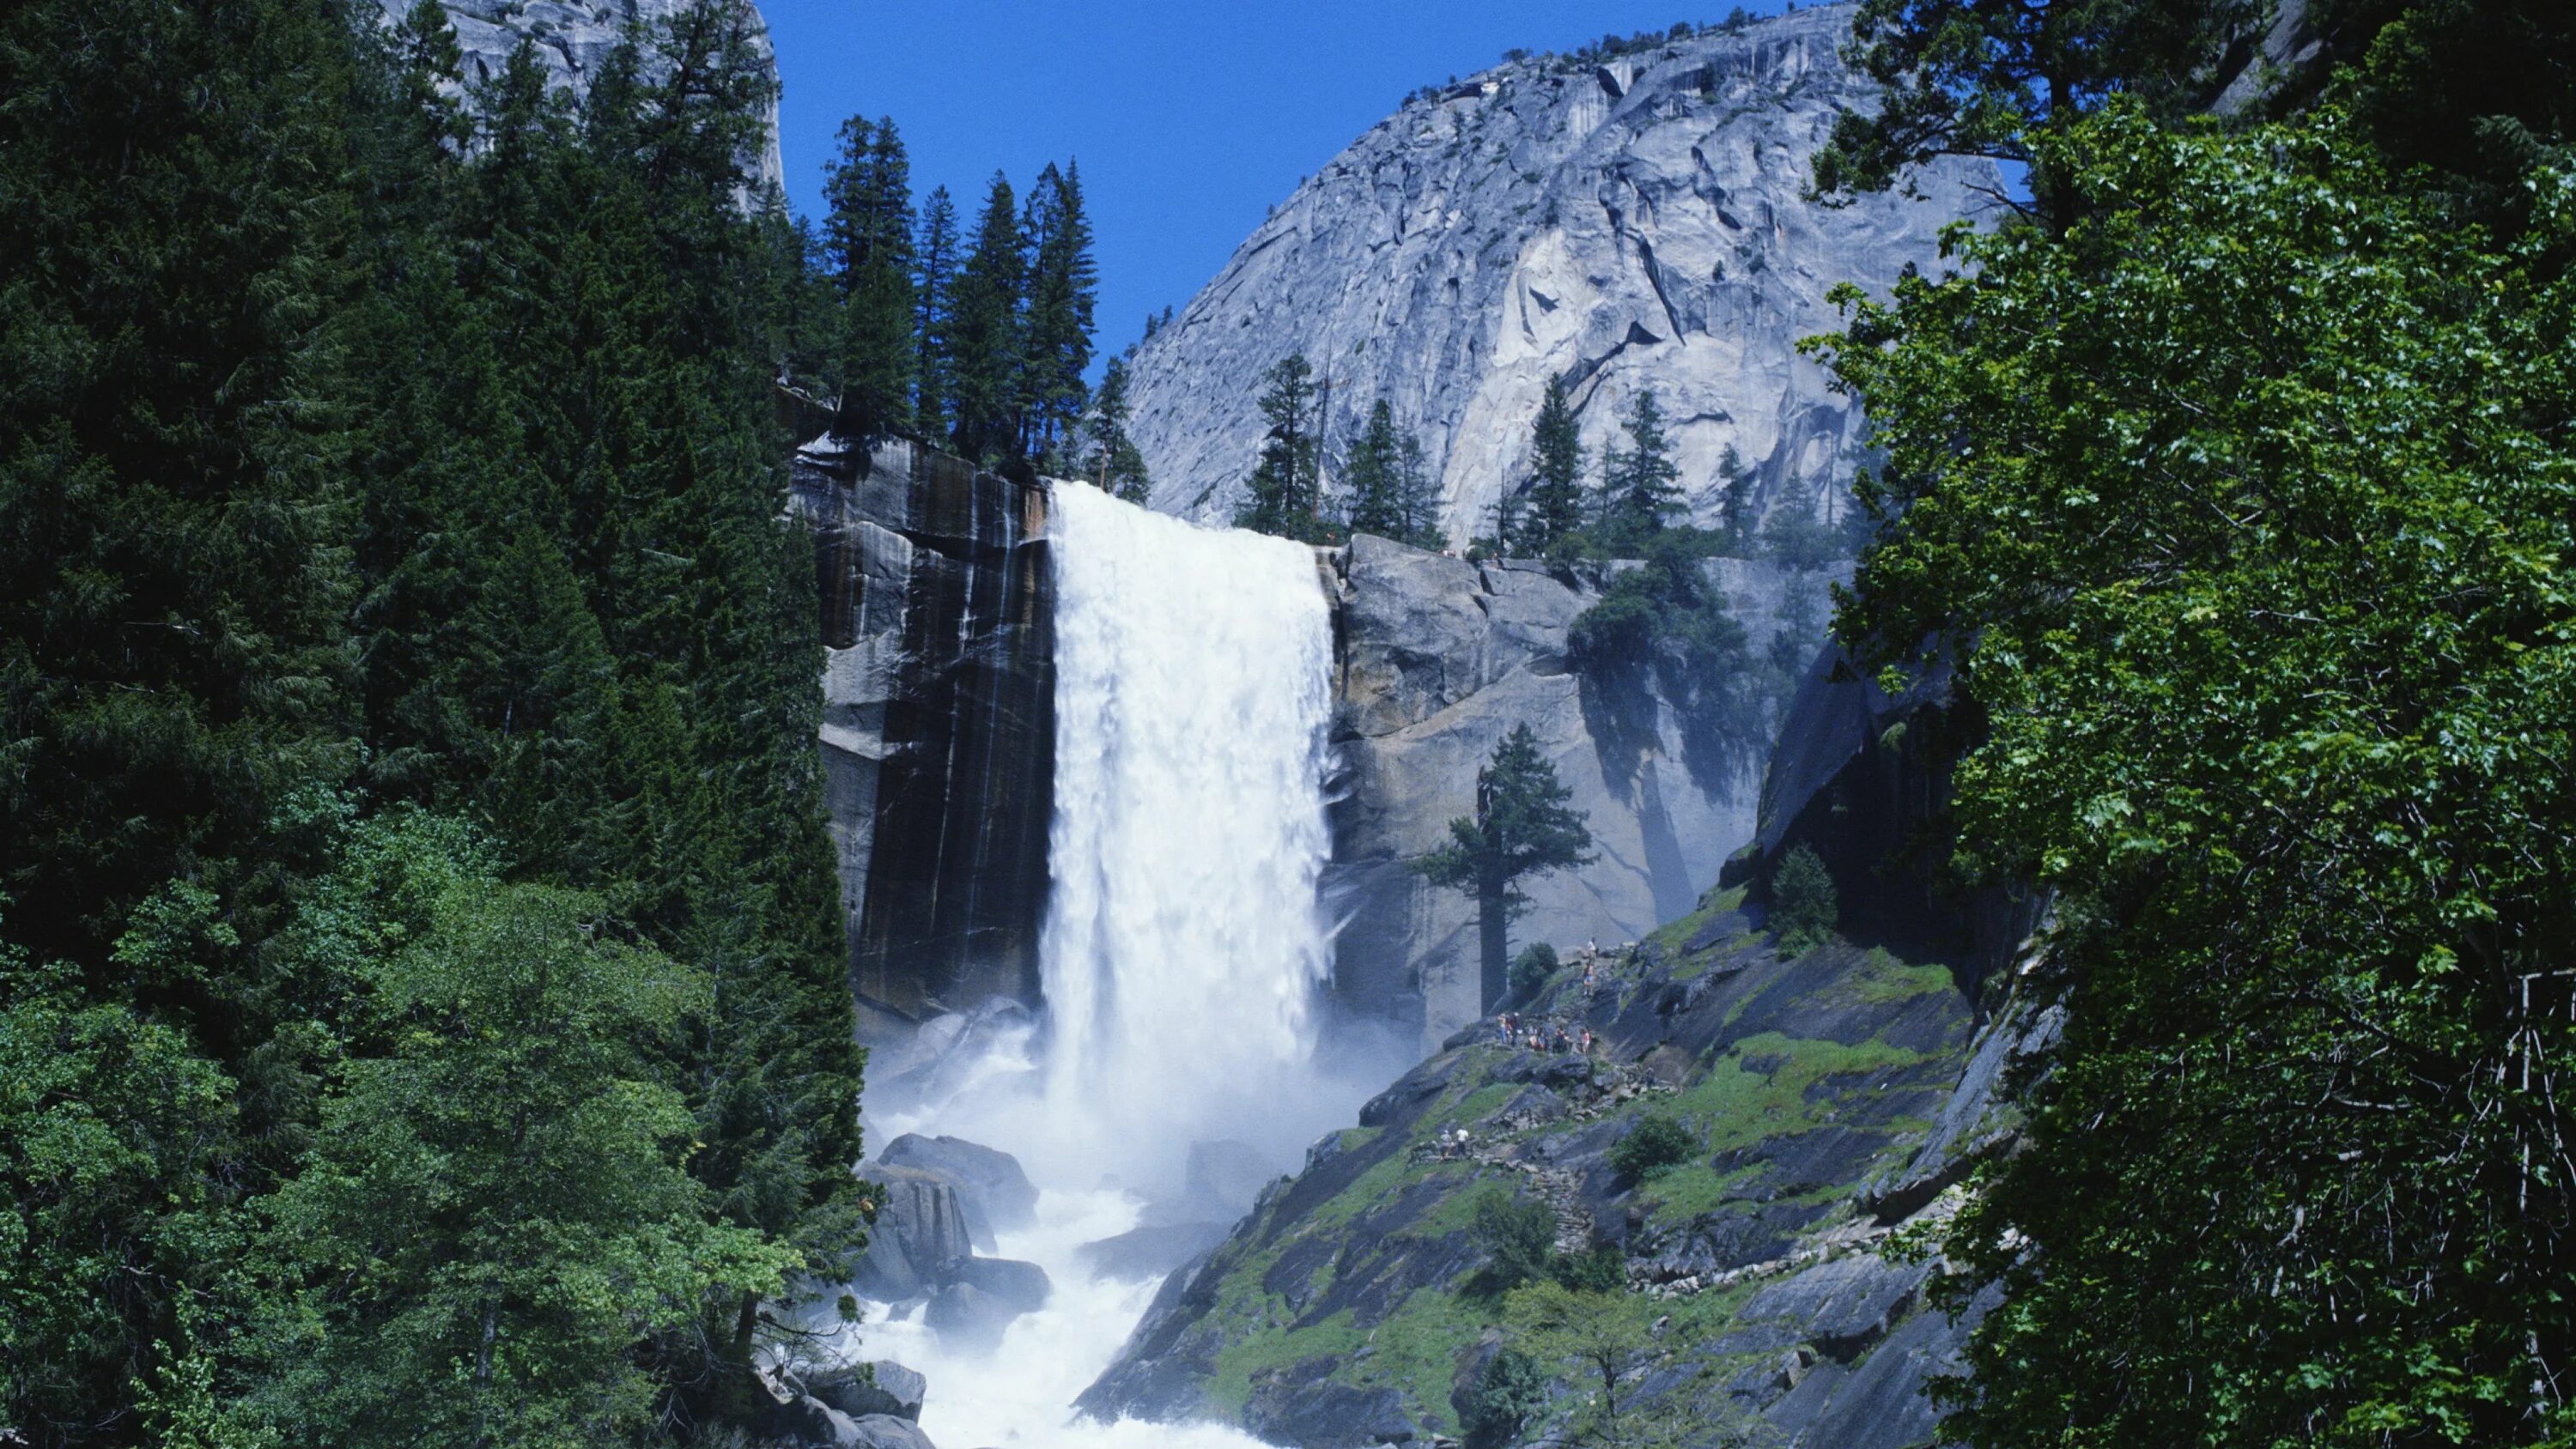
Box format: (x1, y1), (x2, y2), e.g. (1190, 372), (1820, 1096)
(1037, 477), (1337, 1182)
(839, 481), (1378, 1449)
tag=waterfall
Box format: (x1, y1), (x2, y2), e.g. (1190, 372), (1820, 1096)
(1037, 478), (1337, 1186)
(844, 482), (1362, 1449)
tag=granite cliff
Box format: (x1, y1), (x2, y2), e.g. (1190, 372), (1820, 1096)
(793, 441), (1832, 1044)
(1324, 535), (1841, 1051)
(1118, 4), (2000, 544)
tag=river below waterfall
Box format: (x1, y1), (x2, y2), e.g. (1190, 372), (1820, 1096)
(818, 482), (1405, 1446)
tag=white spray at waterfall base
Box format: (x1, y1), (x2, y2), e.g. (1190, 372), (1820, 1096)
(841, 482), (1406, 1447)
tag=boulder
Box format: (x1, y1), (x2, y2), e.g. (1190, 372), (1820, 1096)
(851, 1166), (973, 1301)
(805, 1360), (927, 1422)
(925, 1282), (1020, 1354)
(878, 1134), (1039, 1247)
(845, 1415), (940, 1449)
(950, 1256), (1050, 1314)
(1740, 1253), (1932, 1361)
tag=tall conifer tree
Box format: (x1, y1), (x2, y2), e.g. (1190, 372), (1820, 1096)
(1021, 161), (1099, 458)
(822, 115), (916, 433)
(948, 172), (1026, 466)
(912, 184), (962, 440)
(1522, 375), (1587, 551)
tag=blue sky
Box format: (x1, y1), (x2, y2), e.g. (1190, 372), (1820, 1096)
(762, 2), (1789, 364)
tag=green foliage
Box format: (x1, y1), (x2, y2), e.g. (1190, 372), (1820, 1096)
(1767, 846), (1837, 956)
(822, 115), (916, 433)
(1757, 489), (1840, 572)
(1548, 1240), (1629, 1295)
(1021, 161), (1099, 458)
(1454, 1347), (1546, 1449)
(1814, 0), (2265, 230)
(1084, 355), (1152, 502)
(246, 882), (798, 1447)
(0, 0), (866, 1438)
(1419, 726), (1595, 1010)
(1505, 1281), (1689, 1449)
(1807, 103), (2576, 1446)
(1236, 354), (1332, 542)
(1343, 399), (1443, 548)
(1508, 943), (1559, 1005)
(1521, 376), (1589, 553)
(1596, 388), (1684, 551)
(949, 171), (1028, 465)
(1568, 530), (1768, 786)
(910, 185), (963, 440)
(1606, 1113), (1697, 1182)
(1469, 1186), (1558, 1294)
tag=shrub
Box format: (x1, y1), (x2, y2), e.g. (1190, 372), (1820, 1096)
(1455, 1347), (1546, 1449)
(1551, 1240), (1628, 1293)
(1607, 1112), (1697, 1181)
(1508, 943), (1558, 1003)
(1471, 1186), (1558, 1292)
(1771, 844), (1838, 955)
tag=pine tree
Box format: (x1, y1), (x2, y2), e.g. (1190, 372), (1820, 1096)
(1601, 387), (1683, 549)
(1021, 160), (1098, 458)
(948, 171), (1026, 467)
(1085, 355), (1151, 502)
(1392, 432), (1443, 548)
(1235, 353), (1322, 539)
(911, 185), (962, 439)
(1419, 724), (1595, 1012)
(821, 115), (916, 433)
(1343, 399), (1406, 539)
(1716, 445), (1758, 553)
(1522, 375), (1587, 551)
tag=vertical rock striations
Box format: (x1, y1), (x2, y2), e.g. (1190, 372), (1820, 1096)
(793, 435), (1054, 1026)
(1119, 4), (1999, 543)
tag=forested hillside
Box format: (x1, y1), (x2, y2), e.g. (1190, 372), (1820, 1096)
(0, 1), (873, 1441)
(1804, 0), (2576, 1441)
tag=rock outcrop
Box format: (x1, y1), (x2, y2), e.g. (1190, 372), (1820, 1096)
(1075, 597), (2059, 1449)
(1326, 532), (1841, 1049)
(1118, 4), (1999, 543)
(877, 1133), (1040, 1249)
(792, 436), (1053, 1028)
(373, 0), (784, 192)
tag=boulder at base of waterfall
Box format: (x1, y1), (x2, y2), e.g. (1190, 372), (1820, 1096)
(805, 1359), (927, 1422)
(1079, 1220), (1235, 1282)
(852, 1166), (973, 1301)
(847, 1415), (941, 1449)
(950, 1255), (1050, 1313)
(878, 1134), (1039, 1247)
(925, 1282), (1019, 1353)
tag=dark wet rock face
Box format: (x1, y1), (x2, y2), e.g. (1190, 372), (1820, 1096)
(792, 436), (1054, 1024)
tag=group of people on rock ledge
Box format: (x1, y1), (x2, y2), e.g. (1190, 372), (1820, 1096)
(1495, 1011), (1594, 1057)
